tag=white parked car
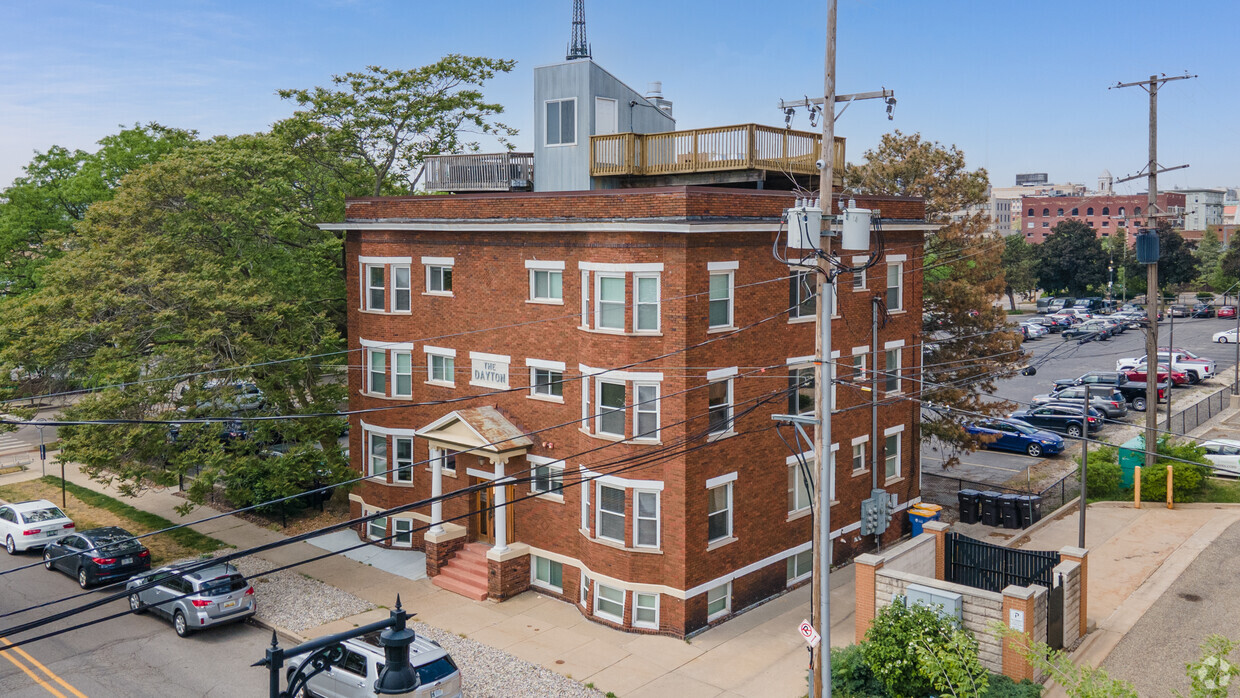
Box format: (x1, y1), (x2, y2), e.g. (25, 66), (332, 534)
(1214, 328), (1239, 344)
(0, 500), (75, 553)
(286, 631), (462, 698)
(1201, 439), (1240, 477)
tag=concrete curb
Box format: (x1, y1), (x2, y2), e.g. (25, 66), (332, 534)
(249, 616), (308, 646)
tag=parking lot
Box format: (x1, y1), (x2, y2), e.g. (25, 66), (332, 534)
(922, 310), (1240, 487)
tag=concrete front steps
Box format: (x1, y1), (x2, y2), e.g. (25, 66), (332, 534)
(431, 542), (489, 601)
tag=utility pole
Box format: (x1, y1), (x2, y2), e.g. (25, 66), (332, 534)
(1111, 72), (1195, 470)
(1079, 385), (1090, 548)
(1167, 310), (1174, 424)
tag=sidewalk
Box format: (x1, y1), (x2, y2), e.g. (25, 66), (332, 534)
(3, 458), (844, 697)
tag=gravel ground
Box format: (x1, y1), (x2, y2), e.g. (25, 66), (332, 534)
(1101, 518), (1240, 693)
(195, 553), (603, 697)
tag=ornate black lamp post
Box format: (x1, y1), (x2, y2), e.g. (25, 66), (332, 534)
(254, 597), (420, 697)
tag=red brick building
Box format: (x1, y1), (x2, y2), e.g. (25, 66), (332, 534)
(328, 186), (931, 637)
(1020, 192), (1186, 243)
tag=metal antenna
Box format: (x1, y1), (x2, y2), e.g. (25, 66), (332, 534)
(566, 0), (591, 60)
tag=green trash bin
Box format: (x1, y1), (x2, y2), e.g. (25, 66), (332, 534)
(1118, 434), (1146, 488)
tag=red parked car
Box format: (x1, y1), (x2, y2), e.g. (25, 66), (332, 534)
(1123, 365), (1190, 385)
(1220, 306), (1237, 319)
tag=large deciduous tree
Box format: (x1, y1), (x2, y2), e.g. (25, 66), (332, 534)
(846, 132), (1025, 464)
(1121, 222), (1200, 296)
(1001, 234), (1039, 309)
(1036, 220), (1107, 296)
(0, 133), (352, 510)
(277, 55), (518, 195)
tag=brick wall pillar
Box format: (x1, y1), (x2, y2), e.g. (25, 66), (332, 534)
(1060, 546), (1089, 639)
(854, 553), (884, 643)
(423, 524), (467, 577)
(1053, 559), (1083, 648)
(486, 542), (531, 601)
(924, 521), (950, 581)
(1001, 585), (1040, 683)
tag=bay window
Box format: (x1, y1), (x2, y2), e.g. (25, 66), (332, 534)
(597, 381), (626, 437)
(596, 275), (625, 330)
(597, 484), (626, 543)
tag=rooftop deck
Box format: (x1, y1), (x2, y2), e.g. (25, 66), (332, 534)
(423, 152), (534, 193)
(590, 124), (844, 183)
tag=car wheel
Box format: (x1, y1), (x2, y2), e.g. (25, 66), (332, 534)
(43, 549), (54, 570)
(129, 592), (145, 615)
(1219, 336), (1230, 344)
(174, 610), (191, 638)
(1133, 397), (1147, 411)
(78, 567), (90, 589)
(1066, 423), (1083, 438)
(1026, 443), (1043, 458)
(5, 536), (15, 555)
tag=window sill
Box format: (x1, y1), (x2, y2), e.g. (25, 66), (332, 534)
(885, 476), (905, 486)
(544, 142), (578, 148)
(852, 468), (870, 478)
(527, 393), (565, 404)
(579, 327), (664, 337)
(886, 309), (906, 315)
(531, 580), (564, 594)
(425, 380), (456, 389)
(425, 467), (458, 478)
(581, 531), (663, 555)
(788, 316), (815, 325)
(707, 325), (736, 334)
(533, 492), (565, 504)
(706, 536), (738, 552)
(707, 430), (736, 443)
(389, 481), (416, 488)
(787, 573), (811, 587)
(786, 508), (811, 523)
(422, 291), (454, 298)
(707, 609), (731, 622)
(526, 298), (565, 306)
(359, 308), (393, 315)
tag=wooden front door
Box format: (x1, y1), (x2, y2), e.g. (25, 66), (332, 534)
(471, 478), (515, 545)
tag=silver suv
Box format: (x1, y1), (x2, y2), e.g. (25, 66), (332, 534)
(126, 562), (256, 637)
(287, 631), (462, 698)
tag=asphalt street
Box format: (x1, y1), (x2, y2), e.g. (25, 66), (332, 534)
(0, 549), (270, 697)
(922, 311), (1240, 485)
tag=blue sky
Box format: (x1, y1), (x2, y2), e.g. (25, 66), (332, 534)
(2, 0), (1237, 194)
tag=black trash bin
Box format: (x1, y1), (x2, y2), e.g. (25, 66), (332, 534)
(980, 491), (1002, 527)
(957, 489), (981, 524)
(1019, 495), (1043, 526)
(1000, 494), (1022, 529)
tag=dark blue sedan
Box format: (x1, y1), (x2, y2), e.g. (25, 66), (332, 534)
(965, 419), (1065, 458)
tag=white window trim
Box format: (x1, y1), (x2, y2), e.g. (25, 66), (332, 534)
(850, 256), (868, 291)
(529, 366), (565, 403)
(634, 489), (661, 550)
(364, 263), (385, 312)
(787, 457), (812, 516)
(632, 383), (661, 443)
(595, 482), (627, 545)
(706, 479), (734, 546)
(524, 260), (566, 271)
(426, 353), (455, 387)
(595, 378), (627, 438)
(421, 256), (455, 266)
(544, 97), (578, 147)
(595, 96), (619, 135)
(707, 260), (739, 271)
(580, 270), (590, 328)
(594, 583), (625, 623)
(367, 514), (388, 542)
(392, 350), (413, 398)
(421, 345), (457, 357)
(529, 267), (565, 305)
(429, 446), (457, 476)
(529, 455), (565, 499)
(706, 582), (731, 621)
(708, 270), (735, 330)
(391, 264), (412, 313)
(392, 436), (415, 485)
(787, 549), (813, 586)
(530, 555), (564, 592)
(579, 262), (664, 273)
(526, 358), (567, 371)
(633, 273), (661, 333)
(707, 376), (735, 438)
(884, 346), (903, 395)
(425, 263), (453, 297)
(366, 431), (387, 481)
(885, 431), (902, 482)
(594, 273), (626, 332)
(366, 348), (387, 396)
(886, 261), (905, 312)
(633, 592), (660, 630)
(392, 518), (414, 547)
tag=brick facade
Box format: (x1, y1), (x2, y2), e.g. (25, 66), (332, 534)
(340, 186), (929, 637)
(1020, 192), (1186, 243)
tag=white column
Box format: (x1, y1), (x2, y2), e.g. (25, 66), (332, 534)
(430, 448), (444, 535)
(492, 459), (508, 553)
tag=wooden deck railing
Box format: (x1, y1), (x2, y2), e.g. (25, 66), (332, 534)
(590, 125), (844, 178)
(424, 152), (535, 192)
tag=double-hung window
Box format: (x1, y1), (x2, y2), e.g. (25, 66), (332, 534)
(594, 584), (624, 622)
(597, 484), (626, 543)
(787, 550), (812, 583)
(367, 350), (386, 395)
(392, 265), (411, 311)
(634, 274), (660, 332)
(430, 447), (456, 475)
(368, 433), (386, 478)
(707, 378), (733, 435)
(393, 519), (413, 546)
(885, 432), (901, 480)
(707, 480), (733, 542)
(367, 516), (387, 541)
(531, 367), (563, 398)
(545, 98), (576, 146)
(634, 593), (659, 629)
(527, 260), (565, 303)
(789, 366), (814, 416)
(597, 380), (626, 437)
(424, 257), (454, 295)
(532, 556), (563, 591)
(790, 269), (816, 319)
(706, 583), (730, 619)
(852, 266), (865, 291)
(634, 384), (659, 440)
(708, 266), (735, 329)
(635, 491), (659, 548)
(393, 437), (413, 484)
(884, 346), (902, 393)
(596, 275), (626, 330)
(425, 347), (455, 386)
(788, 460), (811, 514)
(886, 261), (904, 311)
(852, 440), (867, 473)
(531, 458), (564, 495)
(366, 266), (386, 311)
(393, 351), (412, 398)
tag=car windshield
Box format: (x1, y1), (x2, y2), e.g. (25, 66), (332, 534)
(89, 530), (142, 554)
(199, 574), (248, 597)
(21, 507), (66, 523)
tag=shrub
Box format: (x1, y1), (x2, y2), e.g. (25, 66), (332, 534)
(862, 597), (988, 697)
(982, 672), (1043, 697)
(1137, 438), (1211, 502)
(1082, 446), (1123, 498)
(830, 644), (887, 697)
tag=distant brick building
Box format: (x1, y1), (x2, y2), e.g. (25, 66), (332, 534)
(327, 186), (931, 636)
(1020, 192), (1186, 243)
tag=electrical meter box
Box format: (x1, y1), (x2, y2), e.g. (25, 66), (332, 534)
(904, 584), (963, 622)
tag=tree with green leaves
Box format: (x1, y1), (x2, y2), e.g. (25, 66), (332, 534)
(1195, 228), (1223, 289)
(846, 131), (1025, 464)
(1002, 234), (1040, 308)
(1122, 222), (1200, 295)
(1036, 220), (1107, 296)
(277, 55), (518, 196)
(0, 133), (352, 510)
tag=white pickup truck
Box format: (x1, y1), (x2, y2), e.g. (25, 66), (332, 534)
(1115, 351), (1214, 384)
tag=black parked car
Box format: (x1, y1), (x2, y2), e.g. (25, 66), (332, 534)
(1010, 404), (1104, 437)
(43, 527), (151, 589)
(1052, 371), (1128, 391)
(1192, 303), (1216, 318)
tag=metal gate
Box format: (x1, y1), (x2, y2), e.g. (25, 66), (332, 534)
(944, 532), (1060, 593)
(1047, 583), (1064, 650)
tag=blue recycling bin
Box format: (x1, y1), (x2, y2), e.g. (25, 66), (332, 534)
(908, 508), (940, 537)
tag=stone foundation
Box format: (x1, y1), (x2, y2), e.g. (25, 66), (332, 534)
(487, 543), (531, 601)
(424, 524), (467, 577)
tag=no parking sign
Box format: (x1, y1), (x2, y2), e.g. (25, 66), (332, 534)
(798, 619), (821, 648)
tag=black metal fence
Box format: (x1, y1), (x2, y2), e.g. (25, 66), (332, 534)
(922, 468), (1080, 521)
(1162, 382), (1235, 436)
(944, 532), (1060, 593)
